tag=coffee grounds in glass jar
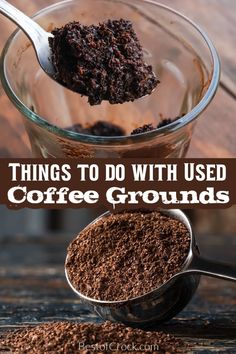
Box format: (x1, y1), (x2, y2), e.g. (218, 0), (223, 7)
(49, 19), (159, 105)
(0, 321), (187, 353)
(131, 123), (155, 135)
(66, 210), (190, 301)
(130, 115), (185, 135)
(65, 115), (183, 137)
(157, 118), (174, 129)
(66, 120), (125, 137)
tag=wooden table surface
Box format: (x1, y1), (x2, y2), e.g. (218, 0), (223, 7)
(0, 0), (236, 157)
(0, 232), (235, 353)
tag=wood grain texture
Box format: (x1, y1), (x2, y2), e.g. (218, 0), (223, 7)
(159, 0), (236, 96)
(188, 87), (236, 157)
(0, 233), (236, 353)
(0, 0), (235, 157)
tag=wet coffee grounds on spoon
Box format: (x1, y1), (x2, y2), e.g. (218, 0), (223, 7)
(66, 210), (190, 301)
(0, 321), (186, 353)
(49, 19), (159, 105)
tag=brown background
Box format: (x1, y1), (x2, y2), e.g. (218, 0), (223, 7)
(0, 2), (236, 353)
(0, 0), (236, 157)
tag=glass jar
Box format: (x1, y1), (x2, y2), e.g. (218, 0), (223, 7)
(0, 0), (220, 157)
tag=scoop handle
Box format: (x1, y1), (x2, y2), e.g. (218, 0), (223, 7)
(187, 254), (236, 282)
(0, 0), (47, 46)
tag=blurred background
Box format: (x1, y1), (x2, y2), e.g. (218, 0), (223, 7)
(1, 206), (236, 238)
(2, 206), (236, 275)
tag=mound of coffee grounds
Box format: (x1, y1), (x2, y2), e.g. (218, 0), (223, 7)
(66, 210), (190, 301)
(157, 118), (174, 129)
(49, 19), (159, 105)
(0, 321), (186, 353)
(131, 123), (155, 135)
(66, 123), (90, 135)
(130, 117), (179, 135)
(89, 121), (125, 137)
(130, 115), (186, 135)
(65, 114), (185, 138)
(66, 120), (125, 136)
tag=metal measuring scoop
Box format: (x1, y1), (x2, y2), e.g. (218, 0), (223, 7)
(65, 209), (236, 328)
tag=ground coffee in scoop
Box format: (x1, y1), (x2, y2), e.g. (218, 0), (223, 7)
(66, 210), (190, 301)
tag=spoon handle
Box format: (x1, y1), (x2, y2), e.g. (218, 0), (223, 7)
(187, 254), (236, 282)
(0, 0), (48, 46)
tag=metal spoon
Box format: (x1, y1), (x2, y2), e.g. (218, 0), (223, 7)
(0, 0), (157, 102)
(0, 0), (55, 75)
(65, 209), (236, 328)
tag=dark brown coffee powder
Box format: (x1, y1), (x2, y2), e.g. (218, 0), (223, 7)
(64, 115), (183, 138)
(0, 321), (186, 353)
(49, 19), (159, 105)
(67, 120), (125, 137)
(130, 115), (186, 135)
(131, 123), (155, 135)
(66, 210), (190, 301)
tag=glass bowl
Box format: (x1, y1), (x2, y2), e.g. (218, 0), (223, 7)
(0, 0), (220, 157)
